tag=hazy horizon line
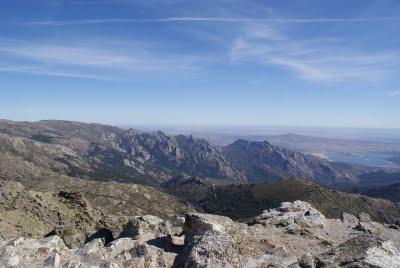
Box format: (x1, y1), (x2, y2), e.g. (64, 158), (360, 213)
(2, 118), (400, 130)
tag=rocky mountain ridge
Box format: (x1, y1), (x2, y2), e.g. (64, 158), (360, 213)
(1, 119), (397, 187)
(223, 139), (362, 184)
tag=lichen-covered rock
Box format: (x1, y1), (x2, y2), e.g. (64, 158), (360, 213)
(181, 212), (249, 267)
(0, 236), (174, 268)
(254, 201), (326, 229)
(298, 253), (314, 268)
(182, 201), (400, 267)
(244, 254), (299, 268)
(184, 212), (243, 243)
(118, 215), (172, 242)
(182, 230), (241, 268)
(0, 236), (67, 267)
(341, 212), (359, 228)
(316, 235), (400, 268)
(359, 212), (372, 223)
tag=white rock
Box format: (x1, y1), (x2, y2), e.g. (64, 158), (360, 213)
(255, 201), (326, 229)
(365, 240), (400, 268)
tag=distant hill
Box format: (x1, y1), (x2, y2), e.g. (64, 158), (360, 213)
(363, 182), (400, 203)
(222, 139), (362, 184)
(163, 176), (400, 223)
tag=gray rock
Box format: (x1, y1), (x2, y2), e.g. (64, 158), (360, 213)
(316, 235), (400, 268)
(357, 221), (377, 234)
(184, 212), (242, 243)
(243, 254), (299, 268)
(359, 212), (372, 222)
(117, 215), (172, 242)
(183, 230), (241, 268)
(143, 215), (171, 234)
(43, 252), (61, 268)
(0, 236), (173, 268)
(171, 235), (185, 246)
(255, 201), (326, 229)
(299, 253), (314, 268)
(341, 212), (359, 228)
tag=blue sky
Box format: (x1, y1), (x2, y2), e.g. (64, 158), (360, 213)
(0, 0), (399, 128)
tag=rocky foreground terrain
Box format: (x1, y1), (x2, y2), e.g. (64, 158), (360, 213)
(2, 179), (400, 267)
(2, 199), (400, 267)
(0, 180), (188, 248)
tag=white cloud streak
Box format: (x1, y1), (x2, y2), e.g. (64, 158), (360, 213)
(5, 14), (400, 83)
(25, 17), (400, 26)
(0, 65), (114, 80)
(0, 41), (212, 80)
(230, 24), (400, 82)
(0, 45), (129, 67)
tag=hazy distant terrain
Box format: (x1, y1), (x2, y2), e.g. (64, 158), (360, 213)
(264, 134), (400, 168)
(263, 134), (400, 154)
(132, 125), (400, 145)
(134, 126), (400, 168)
(1, 119), (399, 187)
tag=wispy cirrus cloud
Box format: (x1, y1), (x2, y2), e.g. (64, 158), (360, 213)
(25, 16), (400, 26)
(229, 24), (400, 82)
(5, 9), (400, 83)
(0, 45), (129, 67)
(0, 65), (114, 80)
(0, 40), (213, 80)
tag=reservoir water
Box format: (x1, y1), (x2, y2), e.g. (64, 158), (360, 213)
(325, 153), (400, 168)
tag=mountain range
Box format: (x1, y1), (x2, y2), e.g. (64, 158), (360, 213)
(1, 119), (399, 188)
